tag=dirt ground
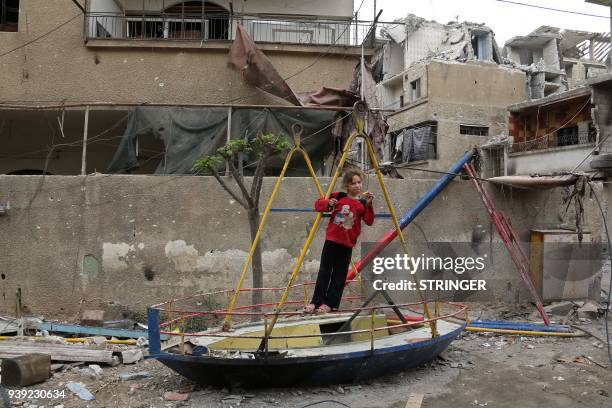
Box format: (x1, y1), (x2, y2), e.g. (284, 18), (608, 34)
(6, 302), (611, 408)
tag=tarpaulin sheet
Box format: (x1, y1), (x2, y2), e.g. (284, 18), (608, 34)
(106, 107), (337, 176)
(228, 24), (301, 106)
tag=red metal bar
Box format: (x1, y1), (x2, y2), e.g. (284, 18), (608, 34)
(463, 163), (550, 325)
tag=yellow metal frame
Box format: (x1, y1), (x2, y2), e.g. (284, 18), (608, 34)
(263, 102), (437, 340)
(223, 124), (325, 330)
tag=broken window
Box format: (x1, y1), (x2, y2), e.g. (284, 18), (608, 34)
(389, 122), (437, 164)
(460, 125), (489, 136)
(410, 79), (421, 102)
(0, 0), (19, 32)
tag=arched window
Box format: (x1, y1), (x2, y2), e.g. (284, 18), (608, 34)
(164, 1), (229, 40)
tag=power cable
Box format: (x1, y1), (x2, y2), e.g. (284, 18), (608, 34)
(586, 180), (612, 366)
(0, 14), (83, 59)
(495, 0), (611, 19)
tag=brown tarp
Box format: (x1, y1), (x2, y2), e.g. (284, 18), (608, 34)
(227, 26), (387, 162)
(228, 24), (301, 105)
(299, 87), (359, 107)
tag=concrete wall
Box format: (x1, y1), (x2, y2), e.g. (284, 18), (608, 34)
(387, 60), (526, 176)
(0, 175), (603, 320)
(507, 145), (594, 175)
(0, 0), (359, 105)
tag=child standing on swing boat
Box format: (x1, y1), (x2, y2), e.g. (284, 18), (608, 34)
(305, 169), (375, 314)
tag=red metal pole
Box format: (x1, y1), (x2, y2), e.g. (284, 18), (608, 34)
(463, 163), (550, 325)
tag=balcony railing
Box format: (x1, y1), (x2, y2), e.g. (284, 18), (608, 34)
(86, 12), (376, 47)
(509, 127), (596, 154)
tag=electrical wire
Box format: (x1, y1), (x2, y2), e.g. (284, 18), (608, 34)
(0, 14), (83, 59)
(494, 0), (611, 19)
(586, 180), (612, 366)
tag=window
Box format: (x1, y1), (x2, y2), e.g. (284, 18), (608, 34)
(0, 0), (19, 32)
(389, 122), (437, 164)
(460, 125), (489, 136)
(410, 79), (421, 102)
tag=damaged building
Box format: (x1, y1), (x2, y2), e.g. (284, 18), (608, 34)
(0, 0), (373, 176)
(373, 15), (525, 177)
(503, 26), (610, 99)
(480, 74), (611, 178)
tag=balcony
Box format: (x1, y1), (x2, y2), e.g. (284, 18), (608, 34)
(509, 126), (596, 154)
(86, 13), (375, 47)
(507, 127), (596, 175)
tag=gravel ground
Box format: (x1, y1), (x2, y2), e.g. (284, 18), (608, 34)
(5, 304), (612, 408)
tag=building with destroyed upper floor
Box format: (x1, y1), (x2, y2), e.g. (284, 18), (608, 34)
(372, 14), (525, 178)
(503, 26), (610, 99)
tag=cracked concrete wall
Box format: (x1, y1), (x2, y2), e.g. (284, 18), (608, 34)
(0, 174), (603, 319)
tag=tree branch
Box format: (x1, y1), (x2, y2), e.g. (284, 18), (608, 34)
(211, 169), (248, 208)
(228, 159), (254, 208)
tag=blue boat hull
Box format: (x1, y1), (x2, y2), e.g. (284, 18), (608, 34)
(151, 324), (465, 387)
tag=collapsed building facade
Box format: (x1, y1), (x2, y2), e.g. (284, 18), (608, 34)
(503, 26), (610, 99)
(373, 15), (525, 177)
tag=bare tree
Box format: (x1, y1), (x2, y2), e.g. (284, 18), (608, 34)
(193, 133), (290, 307)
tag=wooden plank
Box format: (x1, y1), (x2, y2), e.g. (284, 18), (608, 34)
(0, 342), (114, 364)
(404, 393), (424, 408)
(35, 322), (168, 340)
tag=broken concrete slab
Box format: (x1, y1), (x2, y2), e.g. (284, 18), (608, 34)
(88, 364), (103, 378)
(119, 371), (153, 381)
(121, 348), (144, 364)
(544, 301), (579, 316)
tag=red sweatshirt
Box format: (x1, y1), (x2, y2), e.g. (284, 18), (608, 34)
(315, 192), (375, 248)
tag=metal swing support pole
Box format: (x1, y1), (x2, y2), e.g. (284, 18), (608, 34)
(223, 124), (325, 330)
(260, 102), (437, 350)
(463, 163), (550, 326)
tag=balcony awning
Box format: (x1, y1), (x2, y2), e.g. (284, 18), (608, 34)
(487, 174), (579, 189)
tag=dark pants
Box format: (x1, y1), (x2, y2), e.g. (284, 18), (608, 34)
(311, 240), (353, 309)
